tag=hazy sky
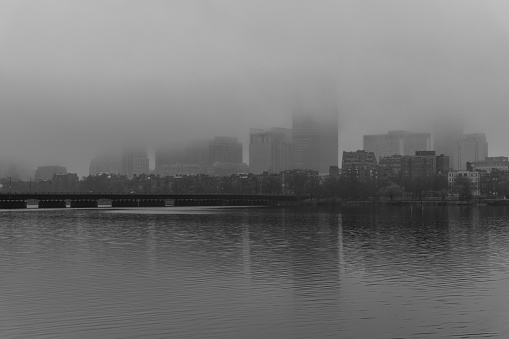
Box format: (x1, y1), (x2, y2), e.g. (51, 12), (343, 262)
(2, 0), (509, 176)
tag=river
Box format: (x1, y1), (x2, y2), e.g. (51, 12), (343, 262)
(1, 205), (508, 338)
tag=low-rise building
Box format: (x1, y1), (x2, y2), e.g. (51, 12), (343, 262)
(468, 156), (509, 172)
(448, 171), (480, 196)
(35, 166), (67, 181)
(341, 150), (378, 182)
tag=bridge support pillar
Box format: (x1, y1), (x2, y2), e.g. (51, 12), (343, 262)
(111, 199), (139, 207)
(38, 200), (66, 208)
(139, 199), (165, 207)
(70, 200), (98, 208)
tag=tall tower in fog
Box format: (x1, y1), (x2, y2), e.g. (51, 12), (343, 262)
(363, 131), (431, 160)
(433, 119), (463, 170)
(249, 127), (293, 174)
(292, 110), (338, 174)
(456, 133), (488, 170)
(122, 148), (149, 178)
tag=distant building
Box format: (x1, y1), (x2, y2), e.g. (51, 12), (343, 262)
(35, 166), (67, 181)
(432, 119), (464, 170)
(212, 162), (250, 177)
(155, 140), (209, 174)
(292, 110), (338, 174)
(456, 133), (488, 170)
(363, 131), (431, 160)
(53, 173), (79, 191)
(379, 155), (404, 177)
(436, 153), (450, 174)
(401, 151), (436, 177)
(155, 137), (245, 177)
(249, 127), (293, 174)
(89, 153), (121, 175)
(209, 137), (242, 164)
(380, 151), (449, 178)
(122, 148), (149, 178)
(341, 150), (378, 182)
(158, 164), (213, 177)
(468, 156), (509, 172)
(185, 140), (210, 166)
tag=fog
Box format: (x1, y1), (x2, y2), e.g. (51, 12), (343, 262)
(2, 0), (509, 176)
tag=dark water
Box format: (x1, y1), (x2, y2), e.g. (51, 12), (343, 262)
(1, 206), (509, 338)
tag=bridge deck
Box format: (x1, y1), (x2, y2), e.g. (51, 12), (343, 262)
(0, 193), (299, 201)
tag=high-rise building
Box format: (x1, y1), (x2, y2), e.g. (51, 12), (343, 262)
(456, 133), (488, 170)
(249, 128), (293, 174)
(185, 140), (210, 166)
(363, 131), (431, 160)
(208, 137), (242, 164)
(292, 111), (338, 174)
(433, 119), (463, 170)
(122, 148), (149, 178)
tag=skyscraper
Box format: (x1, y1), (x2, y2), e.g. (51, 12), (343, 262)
(292, 111), (338, 174)
(122, 148), (149, 178)
(456, 133), (488, 170)
(432, 119), (463, 170)
(363, 131), (431, 160)
(249, 127), (293, 174)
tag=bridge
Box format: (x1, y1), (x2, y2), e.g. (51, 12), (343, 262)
(0, 192), (301, 209)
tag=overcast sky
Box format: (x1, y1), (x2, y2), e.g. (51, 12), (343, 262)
(2, 0), (509, 176)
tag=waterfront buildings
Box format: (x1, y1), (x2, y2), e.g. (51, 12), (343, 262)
(249, 128), (293, 174)
(363, 131), (431, 160)
(468, 156), (509, 172)
(448, 171), (480, 196)
(456, 133), (488, 170)
(379, 151), (449, 178)
(292, 111), (338, 174)
(341, 150), (378, 182)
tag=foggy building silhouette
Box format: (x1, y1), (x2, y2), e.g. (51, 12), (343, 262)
(456, 133), (488, 170)
(208, 137), (242, 164)
(121, 148), (149, 178)
(363, 131), (431, 160)
(292, 111), (338, 174)
(89, 153), (121, 175)
(35, 166), (67, 181)
(433, 121), (463, 170)
(155, 137), (246, 176)
(249, 127), (293, 174)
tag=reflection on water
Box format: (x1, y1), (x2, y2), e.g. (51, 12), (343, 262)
(0, 206), (509, 338)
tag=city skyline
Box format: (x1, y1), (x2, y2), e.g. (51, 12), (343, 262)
(3, 2), (509, 176)
(0, 126), (500, 179)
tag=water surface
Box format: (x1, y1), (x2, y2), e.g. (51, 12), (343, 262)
(1, 206), (508, 338)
